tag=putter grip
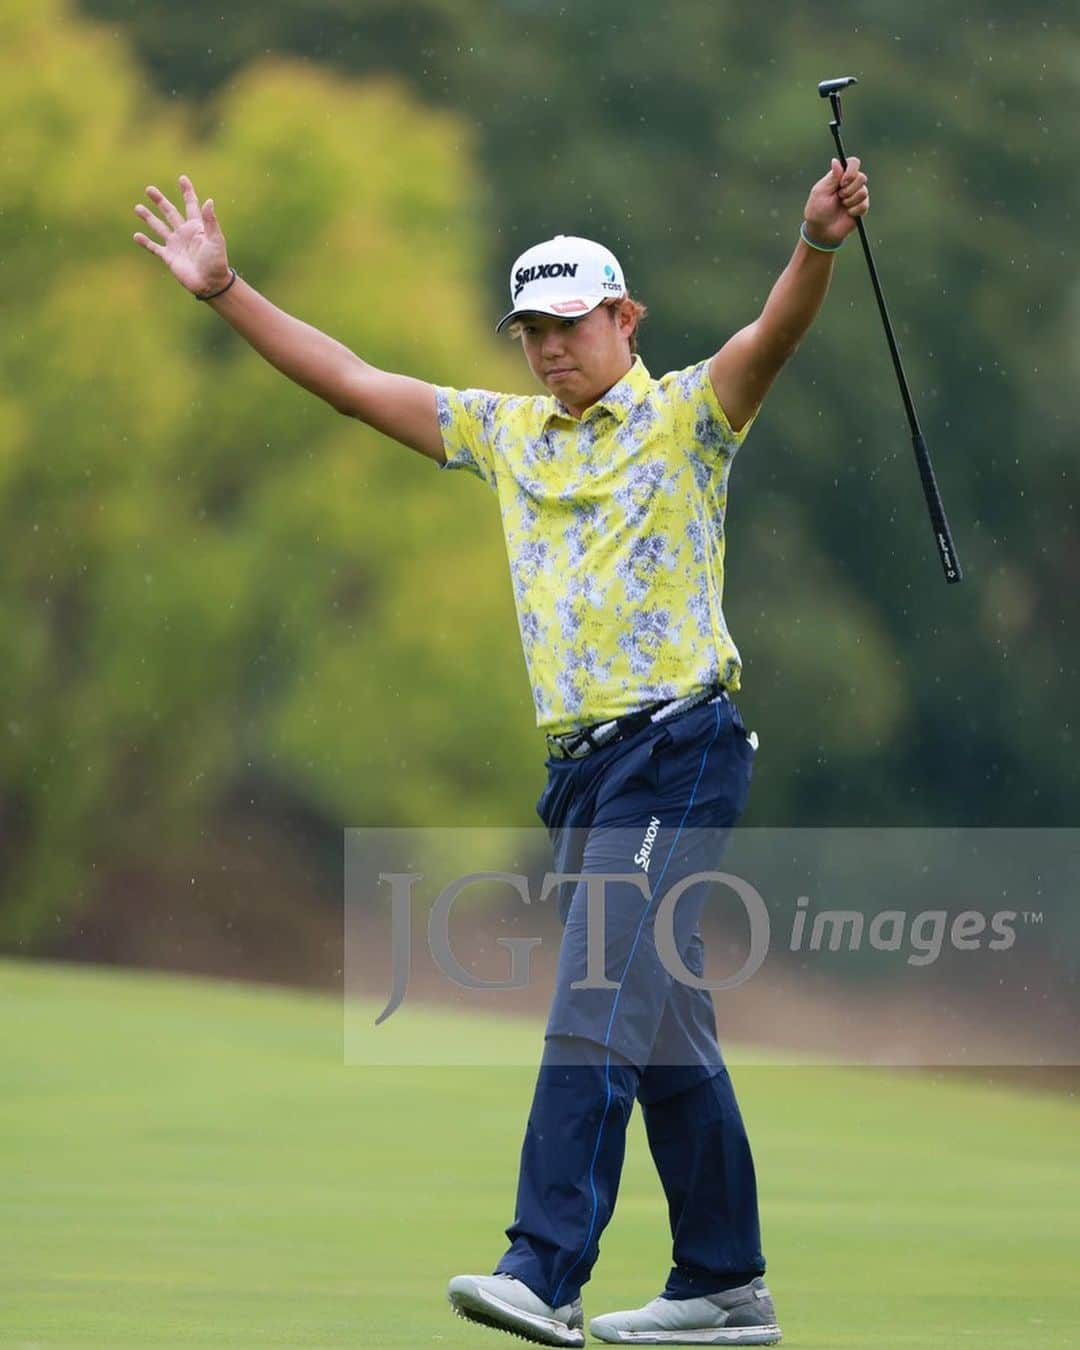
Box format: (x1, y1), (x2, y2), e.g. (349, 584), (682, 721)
(912, 430), (963, 584)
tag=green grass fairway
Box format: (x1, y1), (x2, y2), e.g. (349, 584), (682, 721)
(1, 959), (1077, 1347)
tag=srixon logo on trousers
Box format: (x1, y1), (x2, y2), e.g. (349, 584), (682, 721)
(514, 262), (579, 300)
(634, 816), (662, 872)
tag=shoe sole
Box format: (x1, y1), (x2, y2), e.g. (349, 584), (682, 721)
(448, 1286), (586, 1348)
(588, 1326), (781, 1346)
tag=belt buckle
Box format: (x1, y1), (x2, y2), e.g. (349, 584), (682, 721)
(547, 729), (588, 760)
(548, 717), (619, 761)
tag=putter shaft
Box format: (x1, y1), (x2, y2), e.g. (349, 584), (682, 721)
(824, 88), (963, 584)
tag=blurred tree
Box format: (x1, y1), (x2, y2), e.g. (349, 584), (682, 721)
(74, 0), (1079, 831)
(4, 0), (1078, 961)
(0, 0), (533, 947)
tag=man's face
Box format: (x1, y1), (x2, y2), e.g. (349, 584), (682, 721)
(516, 304), (634, 414)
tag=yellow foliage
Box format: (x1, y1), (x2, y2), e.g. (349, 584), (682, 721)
(0, 0), (535, 946)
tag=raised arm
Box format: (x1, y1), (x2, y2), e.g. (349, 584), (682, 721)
(133, 175), (445, 463)
(708, 156), (870, 435)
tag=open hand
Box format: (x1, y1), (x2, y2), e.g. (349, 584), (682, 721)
(133, 174), (230, 296)
(802, 156), (869, 248)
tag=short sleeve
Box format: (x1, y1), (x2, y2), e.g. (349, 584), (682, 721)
(668, 359), (758, 462)
(434, 386), (504, 491)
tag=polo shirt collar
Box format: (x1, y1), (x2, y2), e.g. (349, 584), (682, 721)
(543, 355), (652, 428)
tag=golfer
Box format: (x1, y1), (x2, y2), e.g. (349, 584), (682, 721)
(134, 153), (869, 1347)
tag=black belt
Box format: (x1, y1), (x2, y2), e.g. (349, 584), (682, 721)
(545, 685), (727, 761)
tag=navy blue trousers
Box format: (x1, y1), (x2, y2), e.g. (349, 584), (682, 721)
(495, 693), (766, 1307)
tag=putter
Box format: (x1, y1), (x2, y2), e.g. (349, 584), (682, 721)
(818, 76), (963, 584)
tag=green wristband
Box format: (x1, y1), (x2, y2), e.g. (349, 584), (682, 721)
(800, 222), (843, 252)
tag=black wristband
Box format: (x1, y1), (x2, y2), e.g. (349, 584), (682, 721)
(196, 267), (238, 301)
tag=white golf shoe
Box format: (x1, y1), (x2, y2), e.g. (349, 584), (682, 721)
(447, 1272), (586, 1347)
(589, 1277), (781, 1345)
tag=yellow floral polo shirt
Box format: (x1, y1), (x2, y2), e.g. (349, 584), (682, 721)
(436, 355), (756, 736)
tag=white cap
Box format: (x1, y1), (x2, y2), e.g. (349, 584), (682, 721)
(496, 234), (627, 333)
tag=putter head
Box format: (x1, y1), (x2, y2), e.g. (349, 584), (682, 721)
(818, 76), (858, 98)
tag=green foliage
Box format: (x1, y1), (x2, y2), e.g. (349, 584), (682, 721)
(0, 0), (531, 946)
(73, 0), (1080, 828)
(3, 0), (1078, 949)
